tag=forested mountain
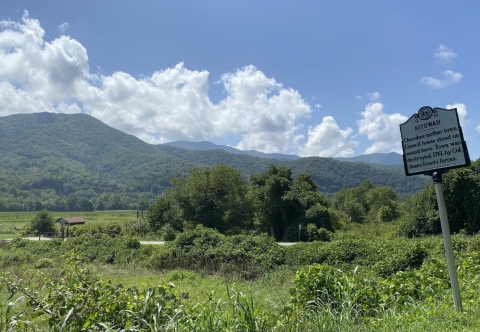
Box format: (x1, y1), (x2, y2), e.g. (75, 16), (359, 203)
(0, 112), (428, 211)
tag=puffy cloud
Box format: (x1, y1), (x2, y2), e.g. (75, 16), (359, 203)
(0, 13), (317, 155)
(315, 104), (322, 109)
(354, 95), (363, 100)
(0, 82), (55, 116)
(445, 103), (467, 128)
(476, 125), (480, 134)
(0, 11), (89, 103)
(368, 91), (380, 101)
(299, 116), (358, 157)
(420, 70), (462, 89)
(357, 102), (408, 154)
(435, 44), (457, 62)
(58, 22), (69, 34)
(83, 63), (217, 143)
(215, 65), (312, 153)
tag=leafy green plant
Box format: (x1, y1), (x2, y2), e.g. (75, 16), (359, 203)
(290, 264), (381, 317)
(306, 224), (333, 242)
(0, 255), (185, 331)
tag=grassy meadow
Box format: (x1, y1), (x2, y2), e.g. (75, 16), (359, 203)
(0, 210), (143, 239)
(1, 214), (480, 331)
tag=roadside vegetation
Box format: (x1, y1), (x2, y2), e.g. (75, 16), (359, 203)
(0, 159), (480, 330)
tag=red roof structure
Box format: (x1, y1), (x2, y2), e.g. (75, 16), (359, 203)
(57, 217), (86, 226)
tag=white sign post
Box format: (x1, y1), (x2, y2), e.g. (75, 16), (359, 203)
(400, 107), (470, 312)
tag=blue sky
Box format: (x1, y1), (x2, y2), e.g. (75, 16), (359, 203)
(1, 0), (479, 159)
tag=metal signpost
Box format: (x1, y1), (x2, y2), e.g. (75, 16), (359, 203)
(400, 106), (470, 311)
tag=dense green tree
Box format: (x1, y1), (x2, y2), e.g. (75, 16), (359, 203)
(399, 159), (480, 236)
(76, 197), (94, 211)
(342, 200), (366, 224)
(443, 160), (480, 234)
(282, 172), (332, 239)
(398, 184), (441, 237)
(65, 194), (77, 211)
(148, 192), (183, 232)
(248, 165), (292, 240)
(30, 209), (56, 234)
(173, 163), (253, 234)
(366, 186), (400, 222)
(331, 180), (400, 224)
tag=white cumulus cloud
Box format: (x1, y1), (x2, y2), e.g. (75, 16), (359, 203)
(435, 44), (457, 62)
(357, 102), (408, 154)
(0, 12), (329, 155)
(299, 116), (358, 157)
(420, 70), (462, 89)
(476, 125), (480, 134)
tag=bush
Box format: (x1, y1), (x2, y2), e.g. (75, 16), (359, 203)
(160, 223), (178, 241)
(124, 219), (150, 236)
(305, 204), (333, 231)
(290, 264), (381, 316)
(372, 242), (427, 277)
(306, 224), (333, 242)
(105, 222), (122, 237)
(125, 237), (141, 249)
(0, 256), (185, 330)
(148, 226), (286, 277)
(377, 205), (396, 223)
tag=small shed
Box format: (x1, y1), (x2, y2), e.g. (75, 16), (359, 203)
(57, 217), (86, 227)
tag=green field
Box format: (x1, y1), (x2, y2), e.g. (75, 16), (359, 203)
(0, 210), (143, 239)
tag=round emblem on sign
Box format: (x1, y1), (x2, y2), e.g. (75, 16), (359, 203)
(418, 106), (433, 120)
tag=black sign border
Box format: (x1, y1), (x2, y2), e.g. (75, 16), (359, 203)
(400, 106), (471, 176)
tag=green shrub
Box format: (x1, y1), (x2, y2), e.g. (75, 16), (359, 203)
(165, 269), (198, 281)
(148, 226), (286, 277)
(290, 264), (381, 316)
(372, 242), (427, 277)
(328, 209), (347, 230)
(0, 256), (185, 330)
(105, 222), (122, 237)
(161, 223), (178, 241)
(9, 237), (29, 248)
(305, 204), (333, 231)
(377, 205), (396, 223)
(306, 224), (333, 242)
(124, 219), (150, 236)
(125, 237), (141, 249)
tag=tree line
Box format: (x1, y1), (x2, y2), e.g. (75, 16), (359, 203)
(147, 163), (403, 241)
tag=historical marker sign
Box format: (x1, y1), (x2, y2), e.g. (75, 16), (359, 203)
(399, 106), (470, 176)
(399, 106), (472, 311)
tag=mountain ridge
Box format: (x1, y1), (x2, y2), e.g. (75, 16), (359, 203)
(164, 141), (404, 165)
(0, 112), (427, 211)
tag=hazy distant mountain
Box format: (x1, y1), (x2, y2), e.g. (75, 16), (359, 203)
(334, 152), (404, 165)
(165, 141), (405, 166)
(164, 141), (300, 160)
